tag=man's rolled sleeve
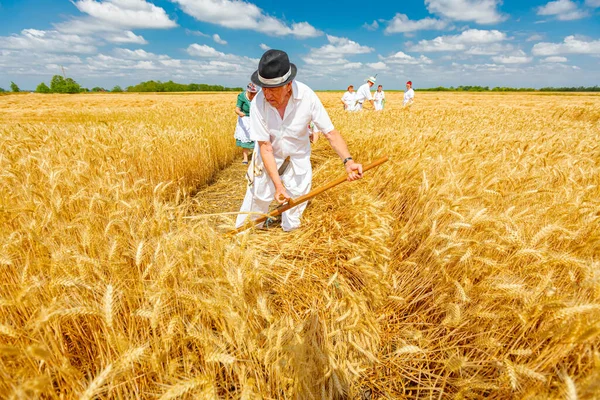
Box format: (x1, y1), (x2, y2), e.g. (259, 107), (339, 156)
(310, 93), (334, 134)
(249, 100), (270, 142)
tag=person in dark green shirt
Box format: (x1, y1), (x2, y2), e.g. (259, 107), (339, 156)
(233, 83), (259, 164)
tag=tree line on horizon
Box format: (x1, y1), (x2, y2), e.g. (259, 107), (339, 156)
(0, 76), (243, 94)
(1, 77), (598, 94)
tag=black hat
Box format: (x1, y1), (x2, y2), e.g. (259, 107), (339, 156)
(251, 49), (297, 88)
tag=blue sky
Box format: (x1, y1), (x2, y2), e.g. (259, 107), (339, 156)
(0, 0), (598, 90)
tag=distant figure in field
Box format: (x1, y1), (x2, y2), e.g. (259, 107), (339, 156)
(341, 85), (356, 111)
(354, 76), (376, 110)
(403, 81), (415, 108)
(234, 83), (259, 164)
(373, 85), (385, 111)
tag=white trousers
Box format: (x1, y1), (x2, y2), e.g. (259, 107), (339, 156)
(235, 166), (312, 232)
(374, 101), (384, 111)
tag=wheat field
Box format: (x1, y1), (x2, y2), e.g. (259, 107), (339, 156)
(1, 91), (599, 399)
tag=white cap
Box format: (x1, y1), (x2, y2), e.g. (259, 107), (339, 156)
(367, 76), (376, 83)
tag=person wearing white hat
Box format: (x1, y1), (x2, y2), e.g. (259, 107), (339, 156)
(354, 76), (376, 110)
(235, 49), (363, 232)
(373, 85), (385, 111)
(341, 85), (356, 111)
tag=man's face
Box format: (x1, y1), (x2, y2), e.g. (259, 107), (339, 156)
(368, 81), (374, 87)
(349, 87), (354, 93)
(263, 82), (292, 108)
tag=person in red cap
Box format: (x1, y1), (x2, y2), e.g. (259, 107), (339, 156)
(235, 49), (363, 232)
(403, 81), (415, 107)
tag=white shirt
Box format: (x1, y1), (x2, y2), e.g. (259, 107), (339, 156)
(403, 88), (415, 105)
(355, 83), (373, 104)
(374, 90), (385, 103)
(341, 91), (355, 109)
(250, 80), (334, 176)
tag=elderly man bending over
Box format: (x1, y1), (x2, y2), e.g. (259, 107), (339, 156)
(235, 49), (363, 232)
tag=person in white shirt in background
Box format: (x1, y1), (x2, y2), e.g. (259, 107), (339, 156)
(354, 76), (376, 110)
(235, 49), (363, 232)
(373, 84), (385, 111)
(403, 80), (415, 108)
(341, 85), (356, 111)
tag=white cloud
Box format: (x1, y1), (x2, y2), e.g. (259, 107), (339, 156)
(536, 0), (589, 20)
(186, 43), (259, 67)
(54, 0), (175, 45)
(464, 43), (514, 55)
(185, 29), (209, 37)
(213, 34), (227, 45)
(532, 35), (600, 55)
(343, 62), (363, 69)
(385, 13), (447, 34)
(303, 35), (373, 65)
(171, 0), (322, 38)
(54, 18), (149, 45)
(289, 22), (322, 38)
(301, 36), (374, 81)
(526, 34), (544, 42)
(409, 29), (507, 52)
(367, 61), (387, 70)
(0, 29), (97, 53)
(492, 50), (533, 64)
(425, 0), (507, 24)
(541, 56), (568, 62)
(380, 51), (433, 65)
(104, 30), (147, 44)
(113, 48), (164, 59)
(186, 44), (227, 58)
(259, 43), (270, 50)
(585, 0), (600, 6)
(363, 20), (379, 31)
(73, 0), (177, 29)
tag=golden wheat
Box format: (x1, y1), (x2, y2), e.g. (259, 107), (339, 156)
(0, 91), (599, 399)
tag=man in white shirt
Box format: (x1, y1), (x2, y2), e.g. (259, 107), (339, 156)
(341, 85), (356, 111)
(373, 85), (385, 111)
(403, 80), (415, 107)
(235, 49), (363, 232)
(354, 76), (376, 110)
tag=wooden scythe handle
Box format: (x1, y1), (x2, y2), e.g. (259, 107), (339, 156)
(228, 155), (389, 235)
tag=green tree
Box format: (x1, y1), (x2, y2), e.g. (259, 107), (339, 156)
(10, 81), (20, 92)
(0, 87), (5, 93)
(91, 87), (106, 92)
(36, 82), (51, 93)
(111, 85), (123, 92)
(50, 75), (66, 93)
(64, 78), (81, 94)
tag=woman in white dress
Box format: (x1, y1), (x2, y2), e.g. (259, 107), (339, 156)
(373, 85), (385, 111)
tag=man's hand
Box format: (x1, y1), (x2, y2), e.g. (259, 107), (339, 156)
(275, 185), (290, 204)
(345, 160), (363, 181)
